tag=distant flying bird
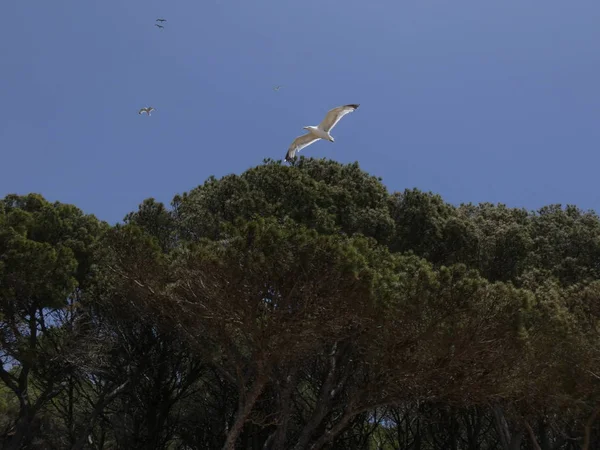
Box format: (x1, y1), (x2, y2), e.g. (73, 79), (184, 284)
(138, 107), (155, 116)
(156, 18), (167, 22)
(285, 104), (359, 162)
(155, 24), (164, 29)
(273, 85), (283, 92)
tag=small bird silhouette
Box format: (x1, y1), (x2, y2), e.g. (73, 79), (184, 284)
(155, 24), (164, 29)
(138, 107), (155, 116)
(273, 85), (283, 92)
(156, 18), (166, 22)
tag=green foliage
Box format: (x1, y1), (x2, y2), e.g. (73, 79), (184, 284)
(175, 158), (395, 243)
(124, 197), (176, 251)
(2, 161), (600, 449)
(0, 193), (104, 324)
(0, 193), (104, 449)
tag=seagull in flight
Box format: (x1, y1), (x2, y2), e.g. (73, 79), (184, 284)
(156, 18), (167, 22)
(155, 24), (164, 29)
(273, 85), (283, 92)
(285, 104), (359, 162)
(138, 107), (155, 116)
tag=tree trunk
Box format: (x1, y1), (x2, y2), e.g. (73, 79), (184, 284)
(524, 421), (542, 450)
(5, 414), (32, 450)
(509, 432), (523, 450)
(492, 406), (523, 450)
(221, 375), (268, 450)
(583, 405), (600, 450)
(308, 405), (380, 450)
(292, 342), (349, 450)
(265, 371), (297, 450)
(71, 380), (130, 450)
(7, 382), (64, 450)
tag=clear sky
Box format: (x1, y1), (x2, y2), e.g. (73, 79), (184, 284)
(1, 0), (599, 224)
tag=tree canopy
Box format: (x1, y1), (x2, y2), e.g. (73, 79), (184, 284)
(1, 159), (599, 449)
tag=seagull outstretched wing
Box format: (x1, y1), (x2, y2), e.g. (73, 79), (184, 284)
(318, 104), (359, 133)
(285, 133), (321, 162)
(138, 107), (154, 115)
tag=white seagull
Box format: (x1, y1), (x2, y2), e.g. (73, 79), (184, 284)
(285, 104), (359, 162)
(138, 107), (155, 116)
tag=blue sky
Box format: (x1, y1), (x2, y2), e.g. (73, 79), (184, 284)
(1, 0), (599, 224)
